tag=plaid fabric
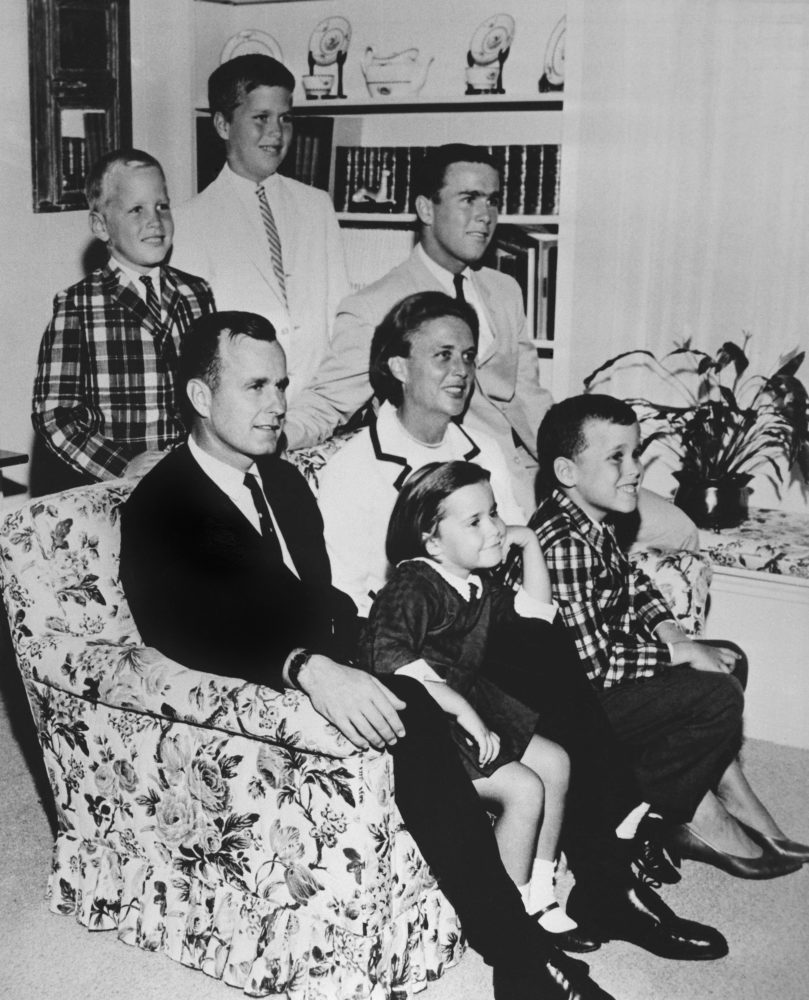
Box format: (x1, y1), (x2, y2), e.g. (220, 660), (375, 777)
(530, 490), (675, 688)
(32, 264), (214, 480)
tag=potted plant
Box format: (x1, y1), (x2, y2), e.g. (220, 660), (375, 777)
(583, 335), (809, 528)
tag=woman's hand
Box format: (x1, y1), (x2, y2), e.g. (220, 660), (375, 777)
(456, 704), (501, 767)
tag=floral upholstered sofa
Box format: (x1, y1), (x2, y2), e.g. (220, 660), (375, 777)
(0, 445), (711, 1000)
(0, 478), (464, 1000)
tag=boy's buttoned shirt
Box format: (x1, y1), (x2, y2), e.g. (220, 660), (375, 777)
(532, 489), (675, 688)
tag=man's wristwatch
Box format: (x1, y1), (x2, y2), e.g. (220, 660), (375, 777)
(287, 648), (313, 691)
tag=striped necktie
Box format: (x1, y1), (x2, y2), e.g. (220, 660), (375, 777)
(139, 274), (161, 324)
(256, 184), (288, 307)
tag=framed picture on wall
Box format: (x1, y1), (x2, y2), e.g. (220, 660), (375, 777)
(28, 0), (131, 212)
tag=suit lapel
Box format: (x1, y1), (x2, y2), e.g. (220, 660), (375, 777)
(101, 265), (155, 333)
(467, 270), (500, 366)
(405, 250), (500, 365)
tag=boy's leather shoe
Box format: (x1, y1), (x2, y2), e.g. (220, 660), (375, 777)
(632, 814), (681, 885)
(568, 880), (728, 961)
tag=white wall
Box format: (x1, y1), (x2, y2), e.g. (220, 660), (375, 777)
(557, 0), (809, 512)
(0, 0), (196, 496)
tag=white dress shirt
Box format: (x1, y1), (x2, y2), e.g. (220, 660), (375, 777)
(416, 243), (495, 357)
(187, 435), (299, 578)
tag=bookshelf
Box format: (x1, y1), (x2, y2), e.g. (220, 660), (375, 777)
(194, 95), (561, 347)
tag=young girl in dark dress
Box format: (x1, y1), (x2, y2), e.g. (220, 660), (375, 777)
(360, 460), (578, 938)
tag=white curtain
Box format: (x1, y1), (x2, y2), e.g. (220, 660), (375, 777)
(560, 0), (809, 396)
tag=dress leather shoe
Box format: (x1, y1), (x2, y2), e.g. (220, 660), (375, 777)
(631, 814), (681, 885)
(668, 823), (803, 879)
(738, 821), (809, 864)
(493, 951), (616, 1000)
(567, 880), (729, 961)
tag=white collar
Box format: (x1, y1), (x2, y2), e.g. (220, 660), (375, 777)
(377, 400), (472, 452)
(188, 435), (259, 499)
(409, 557), (483, 602)
(416, 243), (472, 291)
(226, 162), (281, 197)
(110, 256), (161, 291)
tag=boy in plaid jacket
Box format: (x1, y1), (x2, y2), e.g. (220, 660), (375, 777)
(32, 149), (214, 487)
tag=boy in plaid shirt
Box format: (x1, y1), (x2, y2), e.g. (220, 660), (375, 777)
(529, 393), (806, 880)
(32, 149), (215, 487)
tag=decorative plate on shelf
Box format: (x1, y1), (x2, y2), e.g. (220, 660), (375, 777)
(220, 29), (283, 65)
(542, 16), (565, 87)
(308, 16), (351, 66)
(469, 13), (516, 66)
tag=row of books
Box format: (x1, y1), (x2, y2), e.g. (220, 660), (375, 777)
(60, 113), (107, 196)
(487, 227), (558, 344)
(61, 137), (88, 193)
(332, 144), (561, 216)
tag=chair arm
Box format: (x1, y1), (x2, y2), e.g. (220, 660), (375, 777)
(18, 633), (365, 758)
(629, 548), (713, 636)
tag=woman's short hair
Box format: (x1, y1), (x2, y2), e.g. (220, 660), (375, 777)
(386, 460), (491, 566)
(208, 54), (295, 120)
(536, 394), (639, 495)
(369, 291), (479, 407)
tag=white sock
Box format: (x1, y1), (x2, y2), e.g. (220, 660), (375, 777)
(528, 859), (577, 933)
(616, 802), (651, 840)
(518, 881), (531, 911)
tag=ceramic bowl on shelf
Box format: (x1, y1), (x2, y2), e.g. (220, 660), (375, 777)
(361, 46), (434, 98)
(301, 73), (335, 99)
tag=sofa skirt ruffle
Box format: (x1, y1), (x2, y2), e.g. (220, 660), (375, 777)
(47, 832), (465, 998)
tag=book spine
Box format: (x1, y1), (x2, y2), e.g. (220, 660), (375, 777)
(506, 145), (522, 215)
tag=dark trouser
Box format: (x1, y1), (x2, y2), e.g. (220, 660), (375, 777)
(597, 647), (746, 824)
(382, 674), (551, 975)
(485, 618), (639, 894)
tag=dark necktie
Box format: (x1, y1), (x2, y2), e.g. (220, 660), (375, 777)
(453, 272), (467, 303)
(256, 185), (288, 307)
(243, 472), (284, 562)
(139, 274), (161, 325)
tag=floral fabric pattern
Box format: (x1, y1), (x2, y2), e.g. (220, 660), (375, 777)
(628, 548), (712, 637)
(698, 508), (809, 581)
(0, 477), (463, 999)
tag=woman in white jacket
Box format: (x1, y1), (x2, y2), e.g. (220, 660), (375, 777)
(318, 291), (526, 618)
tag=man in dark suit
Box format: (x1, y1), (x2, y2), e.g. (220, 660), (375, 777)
(119, 311), (725, 1000)
(120, 309), (618, 1000)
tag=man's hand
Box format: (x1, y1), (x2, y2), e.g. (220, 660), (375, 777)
(125, 450), (165, 479)
(297, 655), (407, 750)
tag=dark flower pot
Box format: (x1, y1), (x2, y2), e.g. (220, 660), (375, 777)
(673, 473), (752, 530)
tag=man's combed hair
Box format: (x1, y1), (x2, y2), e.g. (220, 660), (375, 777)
(369, 291), (479, 407)
(85, 149), (164, 212)
(414, 143), (499, 202)
(208, 54), (296, 120)
(179, 310), (278, 393)
(536, 394), (639, 495)
(386, 460), (491, 567)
